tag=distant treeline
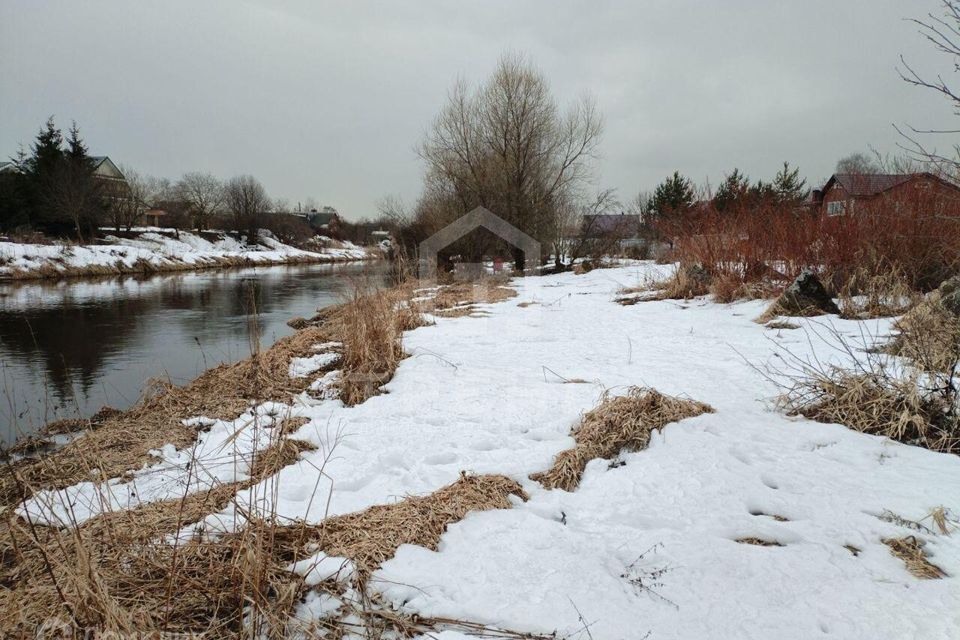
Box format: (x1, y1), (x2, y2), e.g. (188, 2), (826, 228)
(0, 117), (395, 247)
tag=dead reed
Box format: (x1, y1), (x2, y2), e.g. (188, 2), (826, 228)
(734, 537), (784, 547)
(883, 536), (946, 579)
(885, 290), (960, 374)
(332, 284), (427, 405)
(772, 321), (959, 453)
(0, 471), (528, 637)
(531, 387), (714, 491)
(837, 265), (919, 319)
(276, 473), (526, 576)
(0, 420), (321, 637)
(413, 276), (518, 318)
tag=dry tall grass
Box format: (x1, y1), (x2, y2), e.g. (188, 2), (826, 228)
(333, 286), (423, 406)
(886, 289), (960, 374)
(883, 536), (947, 579)
(0, 469), (530, 637)
(1, 271), (546, 637)
(531, 387), (713, 491)
(837, 265), (919, 319)
(773, 320), (959, 454)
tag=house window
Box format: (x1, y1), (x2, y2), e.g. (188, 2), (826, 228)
(826, 201), (847, 216)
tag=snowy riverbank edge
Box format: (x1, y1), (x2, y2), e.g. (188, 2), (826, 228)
(13, 262), (960, 638)
(0, 229), (373, 281)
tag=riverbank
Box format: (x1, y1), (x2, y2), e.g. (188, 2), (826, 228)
(0, 228), (372, 281)
(0, 261), (388, 444)
(2, 263), (959, 638)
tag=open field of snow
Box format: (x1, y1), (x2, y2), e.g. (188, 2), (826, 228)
(0, 229), (369, 280)
(17, 262), (960, 638)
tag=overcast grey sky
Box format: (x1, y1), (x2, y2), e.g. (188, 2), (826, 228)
(1, 1), (956, 219)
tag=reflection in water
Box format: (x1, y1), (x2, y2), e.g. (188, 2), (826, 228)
(0, 262), (385, 446)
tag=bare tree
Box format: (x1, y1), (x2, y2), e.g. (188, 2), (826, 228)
(225, 175), (271, 244)
(835, 152), (881, 175)
(563, 188), (622, 265)
(376, 194), (411, 226)
(417, 53), (603, 270)
(898, 1), (960, 174)
(176, 172), (223, 232)
(107, 166), (154, 232)
(273, 197), (291, 214)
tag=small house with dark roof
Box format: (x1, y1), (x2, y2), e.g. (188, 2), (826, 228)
(306, 206), (341, 233)
(812, 172), (960, 217)
(89, 156), (126, 184)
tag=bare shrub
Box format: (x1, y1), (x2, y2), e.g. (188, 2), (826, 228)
(660, 189), (960, 298)
(772, 323), (959, 453)
(531, 387), (713, 491)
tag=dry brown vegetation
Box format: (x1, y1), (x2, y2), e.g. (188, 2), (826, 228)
(413, 277), (518, 318)
(837, 266), (919, 320)
(531, 387), (713, 491)
(0, 274), (543, 637)
(0, 470), (532, 637)
(0, 325), (336, 508)
(774, 302), (960, 453)
(279, 473), (526, 577)
(883, 536), (947, 579)
(886, 288), (960, 374)
(616, 264), (712, 305)
(735, 537), (784, 547)
(332, 285), (427, 406)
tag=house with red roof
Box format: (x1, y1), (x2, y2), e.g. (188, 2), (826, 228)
(810, 172), (960, 218)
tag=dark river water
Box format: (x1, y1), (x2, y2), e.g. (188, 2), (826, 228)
(0, 262), (385, 447)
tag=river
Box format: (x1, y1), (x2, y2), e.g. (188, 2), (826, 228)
(0, 261), (385, 447)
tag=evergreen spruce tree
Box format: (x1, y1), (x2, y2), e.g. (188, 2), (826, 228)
(58, 121), (104, 240)
(772, 161), (808, 204)
(712, 169), (751, 212)
(0, 147), (30, 231)
(24, 117), (64, 182)
(22, 117), (66, 233)
(749, 179), (777, 206)
(649, 171), (695, 218)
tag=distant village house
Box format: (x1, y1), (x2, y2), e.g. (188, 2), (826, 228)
(306, 206), (341, 234)
(809, 172), (960, 217)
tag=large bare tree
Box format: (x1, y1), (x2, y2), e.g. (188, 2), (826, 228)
(225, 175), (271, 244)
(417, 53), (603, 270)
(898, 1), (960, 174)
(176, 171), (223, 232)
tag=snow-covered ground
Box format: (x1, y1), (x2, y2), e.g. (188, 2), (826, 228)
(0, 229), (369, 279)
(19, 263), (960, 638)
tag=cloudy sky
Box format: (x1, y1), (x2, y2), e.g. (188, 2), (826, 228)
(1, 1), (956, 219)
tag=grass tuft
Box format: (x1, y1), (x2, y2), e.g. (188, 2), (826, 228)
(531, 387), (713, 491)
(883, 536), (946, 579)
